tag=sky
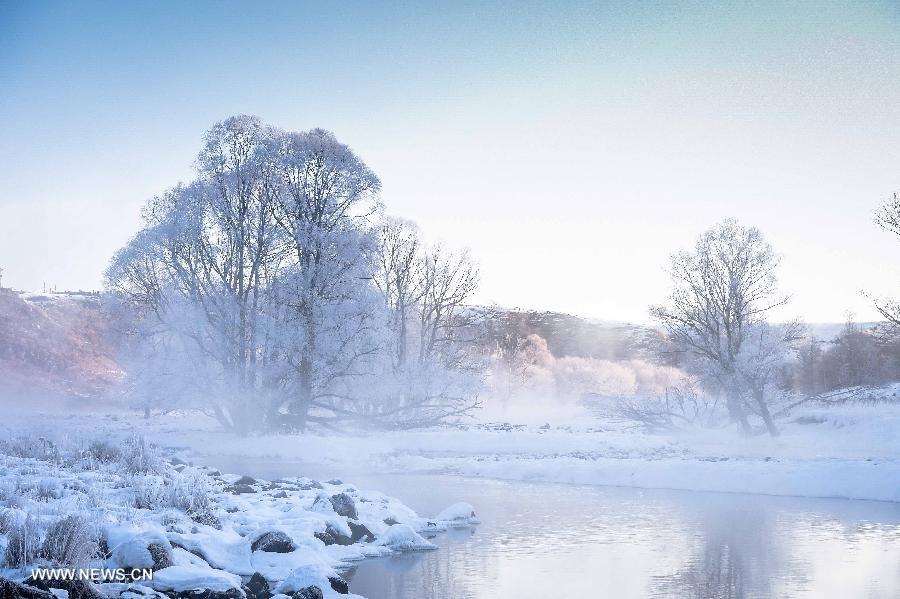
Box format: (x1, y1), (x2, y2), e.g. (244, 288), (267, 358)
(1, 0), (899, 324)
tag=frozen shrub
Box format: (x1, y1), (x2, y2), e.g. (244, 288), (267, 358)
(170, 469), (216, 524)
(132, 470), (219, 527)
(83, 440), (122, 465)
(0, 508), (20, 534)
(40, 514), (99, 567)
(0, 478), (22, 508)
(0, 436), (60, 462)
(121, 437), (162, 474)
(4, 514), (41, 568)
(612, 383), (725, 431)
(26, 479), (62, 502)
(132, 475), (169, 510)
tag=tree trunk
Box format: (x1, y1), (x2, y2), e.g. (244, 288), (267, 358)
(754, 390), (780, 437)
(725, 391), (752, 435)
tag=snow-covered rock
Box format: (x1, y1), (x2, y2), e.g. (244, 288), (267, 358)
(326, 494), (357, 520)
(146, 565), (242, 594)
(434, 502), (480, 527)
(250, 531), (294, 553)
(272, 564), (333, 595)
(105, 527), (174, 571)
(167, 528), (253, 575)
(373, 524), (436, 551)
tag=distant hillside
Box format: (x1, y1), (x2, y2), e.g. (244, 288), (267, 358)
(470, 305), (655, 360)
(0, 290), (876, 403)
(805, 321), (881, 343)
(0, 289), (121, 400)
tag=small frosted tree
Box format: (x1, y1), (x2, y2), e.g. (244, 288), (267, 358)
(874, 193), (900, 327)
(651, 220), (797, 436)
(372, 218), (483, 427)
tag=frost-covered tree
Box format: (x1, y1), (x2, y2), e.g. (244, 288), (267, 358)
(874, 193), (900, 328)
(651, 220), (797, 436)
(108, 117), (285, 432)
(820, 319), (884, 390)
(266, 128), (383, 431)
(372, 218), (484, 427)
(107, 116), (482, 433)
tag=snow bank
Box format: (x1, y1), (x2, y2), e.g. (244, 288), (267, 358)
(101, 400), (897, 504)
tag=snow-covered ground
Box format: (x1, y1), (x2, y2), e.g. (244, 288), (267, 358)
(3, 394), (898, 504)
(0, 436), (478, 599)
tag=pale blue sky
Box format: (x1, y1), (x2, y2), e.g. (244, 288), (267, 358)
(2, 1), (899, 322)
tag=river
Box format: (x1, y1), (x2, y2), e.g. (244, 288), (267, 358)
(209, 458), (900, 599)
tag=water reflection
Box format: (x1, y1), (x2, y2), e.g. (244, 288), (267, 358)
(206, 459), (900, 599)
(344, 477), (900, 599)
(649, 504), (795, 598)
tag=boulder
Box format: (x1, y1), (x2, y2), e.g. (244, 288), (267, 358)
(290, 588), (323, 599)
(328, 493), (357, 520)
(168, 589), (243, 599)
(347, 522), (374, 543)
(22, 578), (105, 599)
(233, 476), (257, 486)
(190, 511), (222, 530)
(148, 543), (175, 570)
(229, 484), (256, 495)
(310, 495), (334, 514)
(313, 524), (351, 546)
(251, 531), (294, 553)
(327, 578), (348, 595)
(147, 566), (243, 599)
(434, 502), (480, 527)
(244, 573), (271, 599)
(1, 578), (61, 599)
(106, 527), (174, 572)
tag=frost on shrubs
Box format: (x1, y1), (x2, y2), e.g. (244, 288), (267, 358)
(0, 478), (23, 509)
(23, 478), (62, 502)
(171, 469), (219, 528)
(121, 437), (162, 474)
(83, 440), (122, 466)
(133, 470), (220, 528)
(4, 514), (41, 568)
(0, 436), (60, 463)
(40, 514), (99, 567)
(0, 508), (23, 535)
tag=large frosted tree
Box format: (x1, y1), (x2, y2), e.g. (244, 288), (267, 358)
(107, 116), (482, 433)
(267, 128), (383, 431)
(108, 117), (285, 432)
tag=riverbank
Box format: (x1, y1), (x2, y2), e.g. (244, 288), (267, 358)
(3, 400), (897, 503)
(0, 436), (478, 599)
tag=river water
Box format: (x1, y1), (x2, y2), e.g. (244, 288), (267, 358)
(210, 459), (900, 599)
